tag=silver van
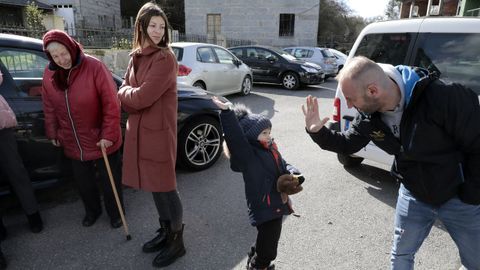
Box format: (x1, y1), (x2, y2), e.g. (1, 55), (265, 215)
(331, 17), (480, 167)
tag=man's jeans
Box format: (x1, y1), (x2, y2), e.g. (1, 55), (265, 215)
(391, 184), (480, 270)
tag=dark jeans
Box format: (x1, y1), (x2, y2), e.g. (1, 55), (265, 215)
(0, 128), (39, 215)
(252, 217), (283, 268)
(71, 150), (123, 220)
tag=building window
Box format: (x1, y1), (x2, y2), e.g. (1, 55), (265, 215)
(207, 14), (221, 36)
(279, 14), (295, 37)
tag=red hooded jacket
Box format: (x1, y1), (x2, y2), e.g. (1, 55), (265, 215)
(41, 30), (122, 161)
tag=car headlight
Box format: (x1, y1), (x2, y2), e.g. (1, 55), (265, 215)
(301, 65), (319, 73)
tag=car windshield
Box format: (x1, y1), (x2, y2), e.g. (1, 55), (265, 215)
(270, 47), (297, 61)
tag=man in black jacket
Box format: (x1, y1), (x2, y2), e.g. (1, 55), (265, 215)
(302, 56), (480, 270)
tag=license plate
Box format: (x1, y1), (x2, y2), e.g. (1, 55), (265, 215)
(344, 119), (350, 131)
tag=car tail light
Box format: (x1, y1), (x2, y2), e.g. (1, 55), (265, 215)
(332, 97), (340, 122)
(178, 64), (192, 76)
(325, 58), (336, 65)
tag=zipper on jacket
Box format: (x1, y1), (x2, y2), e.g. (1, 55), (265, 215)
(407, 123), (417, 151)
(64, 69), (84, 161)
(458, 163), (465, 183)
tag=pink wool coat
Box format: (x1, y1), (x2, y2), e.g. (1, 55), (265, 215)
(118, 46), (178, 192)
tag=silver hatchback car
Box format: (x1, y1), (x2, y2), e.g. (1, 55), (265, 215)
(172, 42), (253, 96)
(283, 46), (338, 79)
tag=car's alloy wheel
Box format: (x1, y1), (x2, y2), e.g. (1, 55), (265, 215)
(177, 117), (222, 171)
(282, 72), (299, 90)
(241, 76), (252, 96)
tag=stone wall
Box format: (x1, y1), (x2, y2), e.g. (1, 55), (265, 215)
(185, 0), (319, 47)
(43, 0), (121, 29)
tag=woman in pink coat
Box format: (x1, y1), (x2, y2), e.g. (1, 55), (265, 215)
(117, 3), (185, 268)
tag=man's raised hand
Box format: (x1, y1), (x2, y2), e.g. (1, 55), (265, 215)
(301, 95), (329, 133)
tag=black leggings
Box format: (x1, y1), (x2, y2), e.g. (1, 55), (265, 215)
(0, 128), (39, 215)
(152, 190), (183, 232)
(252, 217), (283, 268)
(71, 150), (123, 220)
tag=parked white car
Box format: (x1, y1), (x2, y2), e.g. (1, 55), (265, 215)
(172, 42), (253, 96)
(328, 48), (347, 71)
(331, 17), (480, 168)
(283, 46), (338, 78)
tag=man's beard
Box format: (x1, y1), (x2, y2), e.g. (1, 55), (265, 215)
(356, 95), (381, 114)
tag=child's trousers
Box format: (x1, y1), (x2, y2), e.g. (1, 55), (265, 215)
(252, 217), (283, 268)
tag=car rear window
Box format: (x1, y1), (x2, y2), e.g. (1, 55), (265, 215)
(413, 33), (480, 95)
(293, 48), (313, 58)
(354, 33), (412, 66)
(172, 47), (183, 61)
(320, 49), (335, 58)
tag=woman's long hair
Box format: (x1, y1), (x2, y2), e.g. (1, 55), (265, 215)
(132, 2), (171, 51)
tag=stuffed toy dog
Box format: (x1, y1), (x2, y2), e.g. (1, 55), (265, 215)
(277, 174), (304, 195)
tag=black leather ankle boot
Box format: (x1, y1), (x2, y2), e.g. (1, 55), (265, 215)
(27, 212), (43, 233)
(142, 220), (169, 253)
(152, 224), (186, 268)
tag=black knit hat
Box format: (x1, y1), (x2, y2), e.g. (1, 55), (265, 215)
(233, 104), (272, 140)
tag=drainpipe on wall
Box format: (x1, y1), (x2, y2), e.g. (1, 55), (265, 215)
(438, 0), (444, 15)
(426, 0), (432, 16)
(409, 0), (416, 18)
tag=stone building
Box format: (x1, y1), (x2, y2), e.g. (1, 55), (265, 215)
(184, 0), (320, 47)
(41, 0), (121, 30)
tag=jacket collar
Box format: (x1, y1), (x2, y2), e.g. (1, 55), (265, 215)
(131, 45), (164, 57)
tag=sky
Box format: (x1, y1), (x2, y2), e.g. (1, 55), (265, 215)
(345, 0), (390, 18)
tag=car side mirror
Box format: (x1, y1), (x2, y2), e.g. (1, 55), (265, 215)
(267, 56), (276, 62)
(232, 58), (242, 67)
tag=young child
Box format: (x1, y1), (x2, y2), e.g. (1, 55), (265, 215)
(213, 98), (303, 270)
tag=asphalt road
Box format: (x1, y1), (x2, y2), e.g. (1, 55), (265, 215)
(0, 80), (460, 269)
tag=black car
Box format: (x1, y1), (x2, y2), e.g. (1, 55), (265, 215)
(0, 33), (225, 194)
(228, 45), (325, 90)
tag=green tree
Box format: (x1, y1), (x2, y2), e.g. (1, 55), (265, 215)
(25, 1), (46, 38)
(318, 0), (366, 50)
(385, 0), (401, 20)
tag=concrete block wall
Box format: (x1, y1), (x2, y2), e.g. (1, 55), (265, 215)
(79, 0), (121, 29)
(185, 0), (319, 47)
(44, 0), (121, 29)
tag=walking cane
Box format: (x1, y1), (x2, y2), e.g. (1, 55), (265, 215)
(101, 145), (132, 241)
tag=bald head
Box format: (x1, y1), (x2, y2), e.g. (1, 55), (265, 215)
(337, 56), (387, 91)
(337, 56), (396, 113)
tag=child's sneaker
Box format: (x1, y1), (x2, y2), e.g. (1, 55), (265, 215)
(246, 246), (255, 269)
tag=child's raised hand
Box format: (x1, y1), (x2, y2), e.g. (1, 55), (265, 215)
(212, 96), (232, 110)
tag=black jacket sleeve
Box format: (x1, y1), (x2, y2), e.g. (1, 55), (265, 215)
(219, 109), (254, 172)
(307, 114), (371, 155)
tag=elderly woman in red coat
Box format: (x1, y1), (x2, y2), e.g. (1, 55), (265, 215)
(117, 3), (185, 268)
(41, 30), (124, 229)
